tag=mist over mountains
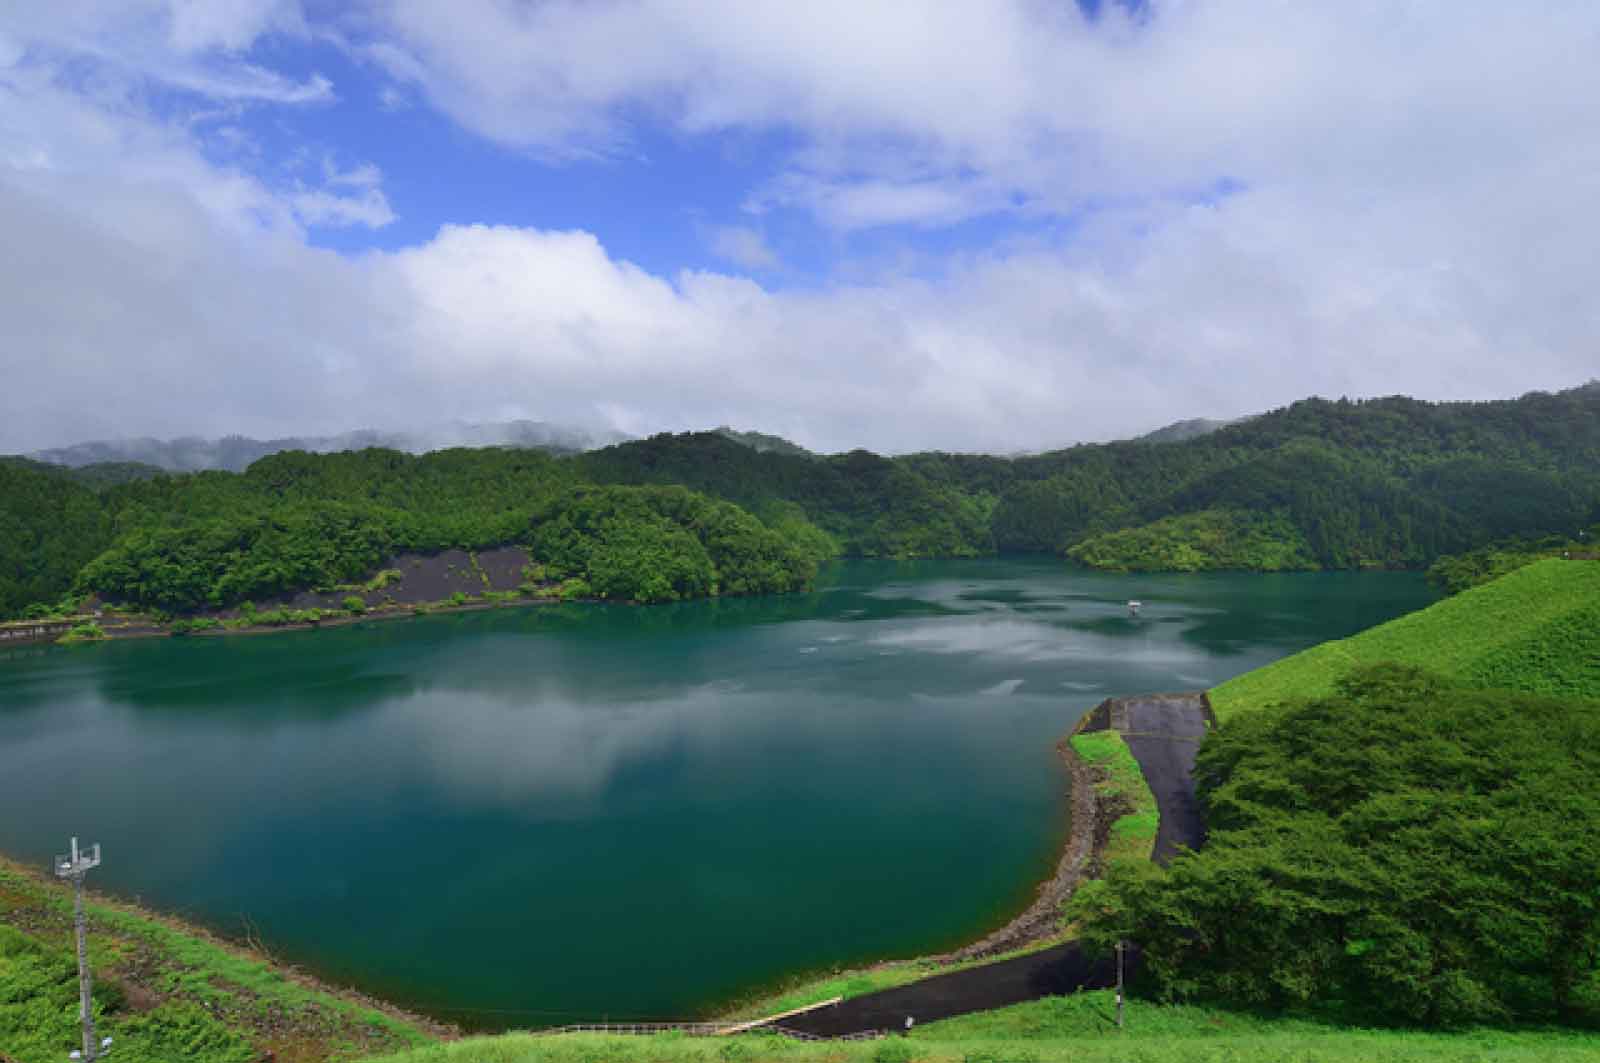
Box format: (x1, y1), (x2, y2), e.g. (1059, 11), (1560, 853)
(27, 421), (634, 474)
(22, 414), (1242, 475)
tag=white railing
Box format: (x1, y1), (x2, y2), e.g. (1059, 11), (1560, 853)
(529, 1022), (883, 1042)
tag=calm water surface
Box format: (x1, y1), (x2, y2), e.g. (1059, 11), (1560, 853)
(0, 560), (1434, 1026)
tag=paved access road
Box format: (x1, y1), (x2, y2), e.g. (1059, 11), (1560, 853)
(779, 693), (1210, 1037)
(1118, 694), (1212, 864)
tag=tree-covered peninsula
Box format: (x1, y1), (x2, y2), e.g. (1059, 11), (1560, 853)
(2, 383), (1597, 620)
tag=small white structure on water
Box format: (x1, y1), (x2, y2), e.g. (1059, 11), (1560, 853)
(1127, 600), (1142, 617)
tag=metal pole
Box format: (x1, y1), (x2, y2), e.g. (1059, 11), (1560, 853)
(1115, 940), (1125, 1029)
(73, 870), (97, 1060)
(56, 837), (107, 1062)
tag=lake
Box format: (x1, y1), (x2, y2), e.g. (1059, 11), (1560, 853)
(0, 559), (1434, 1027)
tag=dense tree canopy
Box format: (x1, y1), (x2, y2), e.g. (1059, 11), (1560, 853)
(3, 383), (1598, 618)
(0, 459), (116, 617)
(1069, 666), (1600, 1026)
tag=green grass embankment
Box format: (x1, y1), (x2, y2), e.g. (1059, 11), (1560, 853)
(0, 860), (444, 1063)
(359, 992), (1600, 1063)
(1211, 559), (1600, 720)
(1066, 731), (1156, 869)
(719, 938), (1070, 1023)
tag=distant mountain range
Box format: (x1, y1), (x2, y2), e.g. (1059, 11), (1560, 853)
(27, 421), (633, 474)
(712, 426), (817, 458)
(1131, 417), (1241, 445)
(22, 409), (1275, 476)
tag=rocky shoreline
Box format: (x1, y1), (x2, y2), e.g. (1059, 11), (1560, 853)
(941, 731), (1104, 962)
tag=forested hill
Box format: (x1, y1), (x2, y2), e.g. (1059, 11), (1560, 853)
(2, 384), (1597, 619)
(580, 383), (1600, 568)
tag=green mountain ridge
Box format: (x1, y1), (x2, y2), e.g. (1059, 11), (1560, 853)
(3, 383), (1598, 619)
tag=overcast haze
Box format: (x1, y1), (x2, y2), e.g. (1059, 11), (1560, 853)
(3, 2), (1597, 455)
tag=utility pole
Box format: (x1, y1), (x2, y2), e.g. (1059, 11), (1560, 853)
(1115, 940), (1126, 1029)
(54, 838), (112, 1062)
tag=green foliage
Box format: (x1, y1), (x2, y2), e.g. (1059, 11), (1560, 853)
(1069, 731), (1158, 868)
(578, 434), (995, 559)
(58, 621), (105, 643)
(996, 387), (1600, 569)
(365, 568), (405, 591)
(344, 595), (368, 614)
(0, 923), (250, 1063)
(872, 1039), (915, 1063)
(1067, 509), (1318, 572)
(6, 384), (1600, 620)
(1070, 665), (1600, 1026)
(63, 448), (812, 614)
(555, 579), (591, 601)
(361, 1009), (1600, 1063)
(530, 485), (814, 603)
(1427, 525), (1599, 595)
(0, 458), (115, 618)
(169, 617), (222, 636)
(0, 864), (435, 1063)
(1211, 559), (1600, 718)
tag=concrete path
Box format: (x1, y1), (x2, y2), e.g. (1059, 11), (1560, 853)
(779, 693), (1211, 1037)
(1117, 694), (1213, 864)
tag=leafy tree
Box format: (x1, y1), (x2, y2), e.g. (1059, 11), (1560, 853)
(1069, 665), (1600, 1025)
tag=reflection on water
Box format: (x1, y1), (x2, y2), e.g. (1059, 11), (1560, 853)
(0, 559), (1433, 1026)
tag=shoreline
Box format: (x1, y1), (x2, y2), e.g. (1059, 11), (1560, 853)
(0, 711), (1126, 1040)
(0, 854), (455, 1059)
(719, 704), (1131, 1022)
(5, 557), (1437, 648)
(939, 730), (1102, 962)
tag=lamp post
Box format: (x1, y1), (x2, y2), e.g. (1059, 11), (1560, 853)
(54, 838), (112, 1062)
(1115, 940), (1125, 1029)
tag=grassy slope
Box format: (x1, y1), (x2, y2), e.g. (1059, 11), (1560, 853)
(719, 937), (1074, 1023)
(1066, 731), (1156, 868)
(0, 860), (442, 1063)
(1210, 559), (1600, 720)
(360, 992), (1600, 1063)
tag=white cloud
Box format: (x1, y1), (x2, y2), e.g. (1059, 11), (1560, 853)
(292, 184), (394, 228)
(0, 1), (330, 104)
(3, 150), (1594, 454)
(1, 3), (1598, 455)
(706, 225), (779, 270)
(360, 2), (1600, 230)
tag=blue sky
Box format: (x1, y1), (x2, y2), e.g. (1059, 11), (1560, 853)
(1, 2), (1596, 453)
(200, 20), (1071, 284)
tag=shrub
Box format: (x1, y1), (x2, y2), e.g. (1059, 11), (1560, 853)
(58, 621), (105, 643)
(343, 595), (367, 614)
(874, 1039), (915, 1063)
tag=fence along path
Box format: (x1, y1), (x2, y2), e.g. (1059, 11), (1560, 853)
(528, 997), (884, 1041)
(530, 1022), (882, 1042)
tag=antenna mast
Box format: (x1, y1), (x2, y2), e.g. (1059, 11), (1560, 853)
(55, 838), (111, 1061)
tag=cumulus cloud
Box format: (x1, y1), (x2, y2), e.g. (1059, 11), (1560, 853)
(705, 225), (779, 270)
(359, 2), (1600, 227)
(3, 164), (1593, 454)
(0, 1), (330, 104)
(291, 158), (395, 228)
(1, 3), (1598, 454)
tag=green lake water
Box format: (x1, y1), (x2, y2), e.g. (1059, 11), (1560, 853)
(0, 560), (1434, 1027)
